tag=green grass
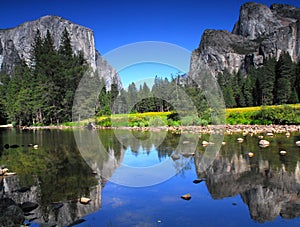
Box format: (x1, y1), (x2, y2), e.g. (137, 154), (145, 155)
(70, 104), (300, 127)
(95, 112), (172, 127)
(226, 104), (300, 125)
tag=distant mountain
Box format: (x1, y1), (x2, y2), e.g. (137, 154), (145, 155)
(190, 2), (300, 77)
(0, 15), (122, 89)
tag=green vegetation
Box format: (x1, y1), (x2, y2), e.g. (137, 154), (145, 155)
(218, 52), (300, 108)
(94, 104), (300, 127)
(1, 140), (97, 203)
(95, 75), (210, 126)
(226, 104), (300, 125)
(0, 30), (299, 127)
(0, 28), (88, 126)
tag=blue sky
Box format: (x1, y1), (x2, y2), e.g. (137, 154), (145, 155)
(1, 0), (300, 87)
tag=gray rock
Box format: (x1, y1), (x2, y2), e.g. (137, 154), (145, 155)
(0, 15), (122, 89)
(190, 2), (300, 77)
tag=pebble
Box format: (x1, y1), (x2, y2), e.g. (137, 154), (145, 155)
(266, 132), (274, 137)
(202, 141), (209, 146)
(79, 197), (91, 204)
(259, 140), (270, 147)
(280, 150), (287, 156)
(181, 193), (191, 200)
(171, 154), (180, 161)
(237, 138), (244, 143)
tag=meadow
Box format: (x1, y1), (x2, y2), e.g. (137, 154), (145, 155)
(86, 104), (300, 127)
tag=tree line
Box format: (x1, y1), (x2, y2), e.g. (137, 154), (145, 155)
(96, 75), (210, 121)
(218, 52), (300, 108)
(0, 28), (88, 125)
(1, 32), (299, 126)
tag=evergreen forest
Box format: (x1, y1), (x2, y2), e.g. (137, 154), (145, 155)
(0, 29), (299, 127)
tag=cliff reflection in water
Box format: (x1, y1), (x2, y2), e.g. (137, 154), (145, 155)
(0, 129), (125, 226)
(194, 133), (300, 223)
(1, 129), (300, 225)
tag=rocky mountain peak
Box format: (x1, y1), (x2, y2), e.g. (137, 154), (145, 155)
(0, 15), (122, 89)
(190, 2), (300, 77)
(232, 2), (281, 39)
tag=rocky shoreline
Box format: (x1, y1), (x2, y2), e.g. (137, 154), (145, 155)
(18, 124), (300, 135)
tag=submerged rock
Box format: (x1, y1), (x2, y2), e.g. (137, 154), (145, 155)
(193, 179), (204, 184)
(79, 197), (91, 205)
(237, 138), (244, 143)
(171, 154), (180, 161)
(202, 141), (209, 146)
(259, 140), (270, 147)
(280, 150), (287, 156)
(181, 193), (192, 200)
(9, 144), (19, 148)
(248, 152), (254, 158)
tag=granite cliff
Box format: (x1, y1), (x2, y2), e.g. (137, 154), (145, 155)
(190, 2), (300, 77)
(0, 15), (122, 89)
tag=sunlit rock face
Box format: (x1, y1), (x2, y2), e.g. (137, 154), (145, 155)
(0, 15), (122, 89)
(190, 2), (300, 76)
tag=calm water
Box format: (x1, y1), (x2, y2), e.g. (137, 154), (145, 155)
(1, 128), (300, 226)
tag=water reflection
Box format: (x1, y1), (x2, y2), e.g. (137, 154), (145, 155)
(0, 129), (300, 225)
(0, 129), (102, 226)
(195, 133), (300, 223)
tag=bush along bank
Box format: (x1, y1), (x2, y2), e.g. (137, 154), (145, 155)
(226, 105), (300, 125)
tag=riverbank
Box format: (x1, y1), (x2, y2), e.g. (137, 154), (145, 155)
(18, 124), (300, 135)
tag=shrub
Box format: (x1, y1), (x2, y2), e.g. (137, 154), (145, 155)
(167, 112), (180, 121)
(149, 117), (165, 127)
(97, 117), (112, 127)
(167, 119), (180, 127)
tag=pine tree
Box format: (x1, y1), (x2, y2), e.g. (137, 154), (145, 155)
(110, 78), (119, 114)
(242, 76), (254, 106)
(127, 82), (138, 113)
(289, 88), (299, 104)
(96, 79), (111, 116)
(274, 52), (293, 104)
(260, 57), (276, 105)
(59, 27), (73, 61)
(223, 86), (236, 108)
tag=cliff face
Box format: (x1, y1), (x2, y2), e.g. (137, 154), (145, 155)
(0, 15), (122, 89)
(190, 2), (300, 76)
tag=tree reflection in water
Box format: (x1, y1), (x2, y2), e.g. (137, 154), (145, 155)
(1, 129), (300, 225)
